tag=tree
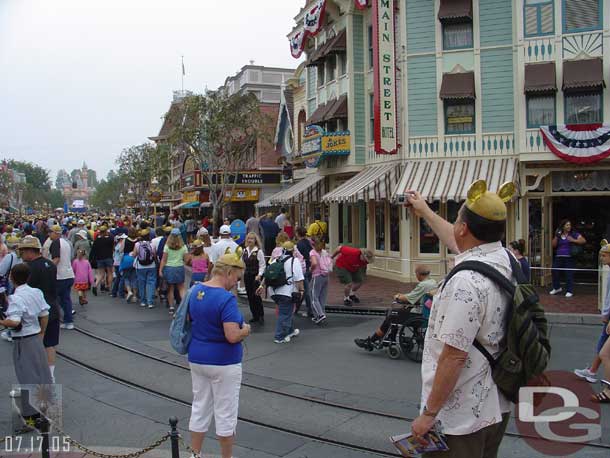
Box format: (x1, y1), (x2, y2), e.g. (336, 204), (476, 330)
(87, 169), (98, 188)
(0, 161), (14, 207)
(89, 170), (126, 211)
(169, 91), (273, 233)
(6, 160), (54, 208)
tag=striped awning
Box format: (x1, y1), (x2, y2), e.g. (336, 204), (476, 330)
(255, 197), (274, 208)
(323, 163), (403, 203)
(393, 158), (518, 202)
(265, 174), (326, 205)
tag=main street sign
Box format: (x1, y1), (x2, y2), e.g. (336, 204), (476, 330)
(373, 0), (399, 155)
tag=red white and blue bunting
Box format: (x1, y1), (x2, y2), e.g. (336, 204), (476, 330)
(290, 0), (369, 58)
(540, 124), (610, 164)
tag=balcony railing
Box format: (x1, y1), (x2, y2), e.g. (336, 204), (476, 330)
(523, 37), (555, 63)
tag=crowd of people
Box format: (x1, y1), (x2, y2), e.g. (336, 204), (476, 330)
(1, 190), (609, 458)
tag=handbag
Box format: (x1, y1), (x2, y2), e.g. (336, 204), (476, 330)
(169, 285), (196, 354)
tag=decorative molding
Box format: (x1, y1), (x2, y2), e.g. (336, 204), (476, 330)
(562, 32), (603, 60)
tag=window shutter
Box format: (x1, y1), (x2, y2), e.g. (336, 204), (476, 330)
(524, 5), (538, 36)
(540, 4), (553, 33)
(565, 0), (600, 32)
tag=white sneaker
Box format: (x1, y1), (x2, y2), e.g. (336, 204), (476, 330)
(549, 288), (563, 295)
(565, 292), (574, 298)
(574, 368), (597, 383)
(140, 302), (147, 307)
(60, 323), (75, 330)
(1, 330), (13, 342)
(287, 329), (300, 339)
(9, 388), (21, 398)
(274, 336), (291, 344)
(126, 292), (133, 302)
(148, 304), (155, 309)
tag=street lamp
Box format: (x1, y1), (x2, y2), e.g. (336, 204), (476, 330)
(126, 189), (137, 218)
(148, 177), (162, 228)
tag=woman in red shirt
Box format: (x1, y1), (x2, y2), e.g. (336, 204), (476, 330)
(331, 246), (374, 306)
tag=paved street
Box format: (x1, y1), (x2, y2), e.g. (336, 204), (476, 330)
(1, 290), (609, 457)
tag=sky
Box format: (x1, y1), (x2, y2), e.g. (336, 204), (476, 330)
(0, 0), (304, 183)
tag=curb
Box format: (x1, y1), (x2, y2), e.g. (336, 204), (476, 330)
(238, 295), (601, 325)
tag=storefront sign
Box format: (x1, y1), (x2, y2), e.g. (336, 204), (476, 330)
(373, 0), (399, 155)
(225, 188), (260, 202)
(205, 172), (281, 185)
(181, 170), (201, 189)
(181, 190), (199, 203)
(302, 125), (351, 168)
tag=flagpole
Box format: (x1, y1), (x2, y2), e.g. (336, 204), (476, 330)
(181, 55), (184, 94)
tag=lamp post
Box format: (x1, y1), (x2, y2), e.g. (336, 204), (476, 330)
(148, 177), (162, 228)
(126, 189), (137, 219)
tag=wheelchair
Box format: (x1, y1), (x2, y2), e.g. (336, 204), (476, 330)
(371, 302), (429, 363)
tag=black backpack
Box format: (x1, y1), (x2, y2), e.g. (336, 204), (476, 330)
(443, 251), (551, 403)
(263, 255), (294, 288)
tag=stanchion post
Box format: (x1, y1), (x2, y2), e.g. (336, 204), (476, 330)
(169, 416), (180, 458)
(36, 413), (50, 458)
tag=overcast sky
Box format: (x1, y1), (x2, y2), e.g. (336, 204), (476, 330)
(0, 0), (303, 183)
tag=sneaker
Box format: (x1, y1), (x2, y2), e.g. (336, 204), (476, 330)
(314, 315), (327, 324)
(343, 298), (353, 306)
(549, 288), (562, 295)
(126, 292), (133, 303)
(274, 336), (291, 344)
(574, 368), (597, 383)
(60, 323), (75, 330)
(354, 337), (374, 351)
(169, 307), (175, 314)
(92, 286), (98, 296)
(1, 330), (12, 342)
(298, 311), (308, 317)
(140, 303), (147, 308)
(148, 304), (155, 309)
(9, 388), (21, 398)
(349, 294), (360, 303)
(565, 292), (574, 298)
(287, 329), (300, 339)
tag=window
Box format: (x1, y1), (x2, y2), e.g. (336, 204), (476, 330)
(338, 204), (352, 244)
(340, 52), (347, 75)
(565, 91), (602, 124)
(443, 22), (473, 50)
(420, 201), (440, 254)
(524, 0), (554, 37)
(390, 205), (400, 252)
(317, 65), (325, 87)
(369, 93), (375, 142)
(368, 25), (374, 69)
(563, 0), (601, 33)
(326, 54), (336, 82)
(447, 201), (463, 225)
(375, 202), (385, 251)
(444, 100), (475, 134)
(527, 95), (556, 127)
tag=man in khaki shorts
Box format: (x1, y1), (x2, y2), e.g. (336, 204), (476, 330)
(331, 245), (374, 306)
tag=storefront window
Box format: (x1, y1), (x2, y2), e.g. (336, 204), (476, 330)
(420, 201), (440, 254)
(338, 203), (352, 244)
(390, 205), (400, 252)
(445, 100), (475, 134)
(565, 91), (602, 124)
(447, 200), (463, 224)
(375, 202), (385, 251)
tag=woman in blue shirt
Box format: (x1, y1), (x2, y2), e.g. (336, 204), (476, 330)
(188, 248), (250, 458)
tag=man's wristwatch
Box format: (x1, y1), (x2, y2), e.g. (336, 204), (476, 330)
(423, 406), (438, 418)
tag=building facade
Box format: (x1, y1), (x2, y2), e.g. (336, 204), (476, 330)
(270, 0), (610, 284)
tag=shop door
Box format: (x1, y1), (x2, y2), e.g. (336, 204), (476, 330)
(552, 197), (610, 284)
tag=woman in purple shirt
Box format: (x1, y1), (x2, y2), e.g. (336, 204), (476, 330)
(550, 219), (586, 297)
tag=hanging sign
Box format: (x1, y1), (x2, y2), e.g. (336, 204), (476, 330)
(289, 0), (326, 58)
(540, 124), (610, 164)
(373, 0), (398, 155)
(302, 125), (350, 168)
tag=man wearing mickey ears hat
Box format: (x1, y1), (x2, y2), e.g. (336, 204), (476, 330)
(407, 180), (516, 457)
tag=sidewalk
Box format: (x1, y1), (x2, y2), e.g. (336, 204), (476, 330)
(324, 272), (600, 314)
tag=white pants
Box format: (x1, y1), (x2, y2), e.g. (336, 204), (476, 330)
(189, 362), (242, 437)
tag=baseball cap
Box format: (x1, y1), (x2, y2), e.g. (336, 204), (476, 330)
(77, 229), (88, 239)
(197, 227), (209, 236)
(170, 228), (181, 236)
(18, 235), (42, 250)
(50, 224), (62, 233)
(282, 241), (295, 251)
(220, 225), (231, 235)
(78, 219), (85, 225)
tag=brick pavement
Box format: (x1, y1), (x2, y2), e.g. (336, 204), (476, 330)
(325, 272), (600, 314)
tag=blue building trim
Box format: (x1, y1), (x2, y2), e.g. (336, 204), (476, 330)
(562, 0), (603, 34)
(523, 1), (555, 38)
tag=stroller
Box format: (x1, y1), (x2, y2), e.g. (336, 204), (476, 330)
(359, 295), (431, 362)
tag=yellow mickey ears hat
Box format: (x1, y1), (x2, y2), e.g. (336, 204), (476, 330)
(600, 239), (610, 254)
(465, 180), (516, 222)
(216, 247), (245, 269)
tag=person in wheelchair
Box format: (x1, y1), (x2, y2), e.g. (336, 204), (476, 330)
(354, 265), (437, 351)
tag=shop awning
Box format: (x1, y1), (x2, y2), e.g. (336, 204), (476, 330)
(563, 58), (605, 92)
(324, 29), (346, 54)
(524, 62), (557, 93)
(393, 158), (518, 202)
(254, 197), (274, 209)
(439, 72), (476, 99)
(438, 0), (472, 21)
(267, 174), (326, 205)
(307, 102), (333, 125)
(172, 201), (199, 210)
(322, 163), (403, 203)
(325, 94), (348, 120)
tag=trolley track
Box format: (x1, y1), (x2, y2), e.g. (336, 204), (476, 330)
(60, 326), (610, 454)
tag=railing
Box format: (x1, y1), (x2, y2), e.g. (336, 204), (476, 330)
(406, 133), (514, 158)
(480, 133), (514, 156)
(366, 144), (392, 164)
(523, 37), (555, 63)
(338, 75), (349, 95)
(524, 128), (548, 154)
